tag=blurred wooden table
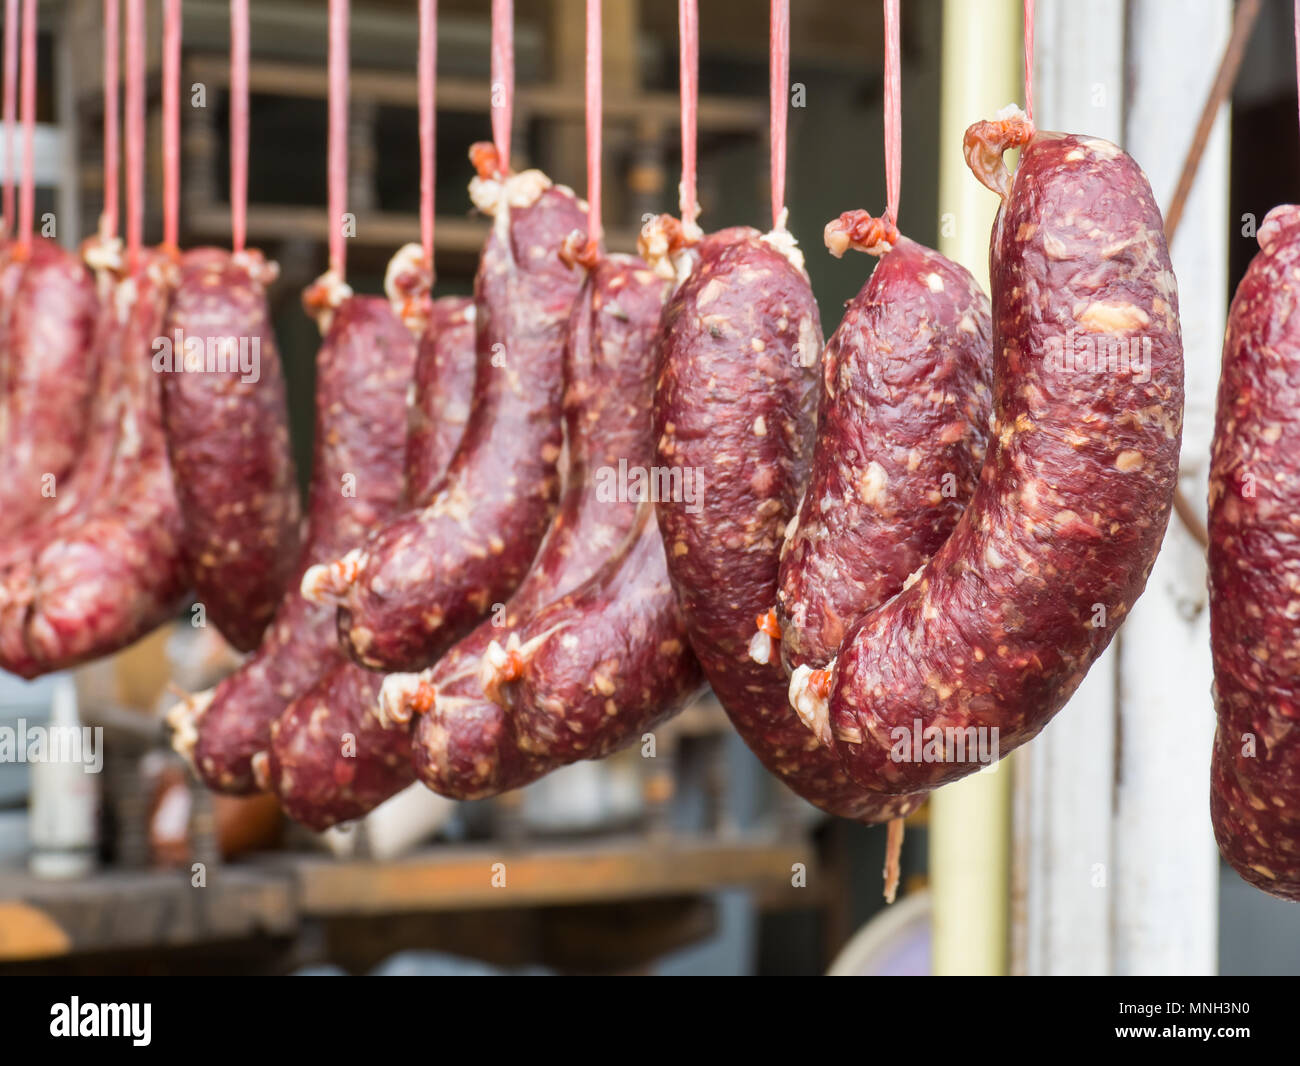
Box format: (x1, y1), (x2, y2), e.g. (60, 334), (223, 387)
(0, 834), (813, 974)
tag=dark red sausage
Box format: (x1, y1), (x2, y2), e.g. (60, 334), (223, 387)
(0, 238), (100, 539)
(169, 294), (416, 794)
(1208, 203), (1300, 901)
(161, 247), (301, 652)
(381, 243), (480, 509)
(407, 295), (477, 505)
(649, 222), (919, 823)
(303, 157), (587, 672)
(262, 254), (664, 823)
(0, 249), (187, 678)
(392, 627), (543, 800)
(790, 117), (1183, 797)
(382, 254), (669, 802)
(772, 230), (992, 674)
(493, 504), (705, 762)
(0, 239), (127, 573)
(261, 666), (406, 831)
(257, 280), (482, 826)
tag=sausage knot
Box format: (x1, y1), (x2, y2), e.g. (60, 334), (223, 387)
(823, 209), (900, 258)
(963, 108), (1035, 201)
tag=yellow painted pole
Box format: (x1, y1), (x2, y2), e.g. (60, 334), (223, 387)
(929, 0), (1021, 977)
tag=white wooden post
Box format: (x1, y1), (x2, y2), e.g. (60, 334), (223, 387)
(1011, 0), (1127, 978)
(1012, 0), (1226, 976)
(1114, 0), (1226, 977)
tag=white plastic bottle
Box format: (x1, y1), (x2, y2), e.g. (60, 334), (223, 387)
(28, 677), (99, 878)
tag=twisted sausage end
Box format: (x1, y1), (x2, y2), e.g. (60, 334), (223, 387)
(250, 750), (271, 793)
(165, 688), (215, 773)
(748, 608), (782, 665)
(559, 230), (602, 272)
(637, 214), (702, 283)
(302, 269), (354, 335)
(823, 210), (899, 258)
(788, 663), (833, 748)
(480, 635), (525, 709)
(963, 107), (1035, 201)
(377, 672), (435, 729)
(299, 549), (364, 606)
(384, 242), (434, 335)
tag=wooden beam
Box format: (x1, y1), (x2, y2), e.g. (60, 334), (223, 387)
(292, 837), (810, 915)
(181, 55), (766, 129)
(183, 204), (640, 256)
(0, 867), (297, 961)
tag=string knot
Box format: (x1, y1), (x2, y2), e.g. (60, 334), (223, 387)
(469, 140), (504, 181)
(559, 230), (601, 271)
(824, 210), (900, 258)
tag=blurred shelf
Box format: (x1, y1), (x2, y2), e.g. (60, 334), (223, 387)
(71, 29), (769, 275)
(0, 833), (811, 963)
(289, 834), (809, 915)
(184, 204), (641, 256)
(183, 55), (768, 130)
(0, 866), (295, 962)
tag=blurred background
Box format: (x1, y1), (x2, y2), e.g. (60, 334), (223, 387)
(0, 0), (1297, 977)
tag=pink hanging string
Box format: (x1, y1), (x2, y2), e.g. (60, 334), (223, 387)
(327, 0), (348, 279)
(585, 0), (601, 246)
(125, 0), (143, 267)
(3, 0), (17, 234)
(162, 0), (180, 250)
(678, 0), (698, 226)
(769, 0), (787, 230)
(419, 0), (436, 271)
(17, 0), (33, 248)
(231, 0), (248, 253)
(883, 0), (900, 224)
(491, 0), (512, 175)
(101, 0), (119, 239)
(1024, 0), (1035, 123)
(822, 0), (900, 257)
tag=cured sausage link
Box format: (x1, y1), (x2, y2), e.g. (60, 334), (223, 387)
(772, 228), (992, 674)
(257, 283), (479, 827)
(398, 625), (541, 799)
(792, 115), (1184, 796)
(161, 247), (301, 652)
(258, 282), (481, 827)
(382, 241), (479, 505)
(491, 503), (705, 762)
(169, 295), (416, 794)
(0, 239), (100, 538)
(262, 666), (406, 830)
(384, 255), (669, 802)
(407, 295), (477, 506)
(1209, 203), (1300, 902)
(302, 152), (587, 672)
(649, 222), (920, 823)
(0, 249), (187, 678)
(0, 236), (126, 576)
(269, 254), (664, 821)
